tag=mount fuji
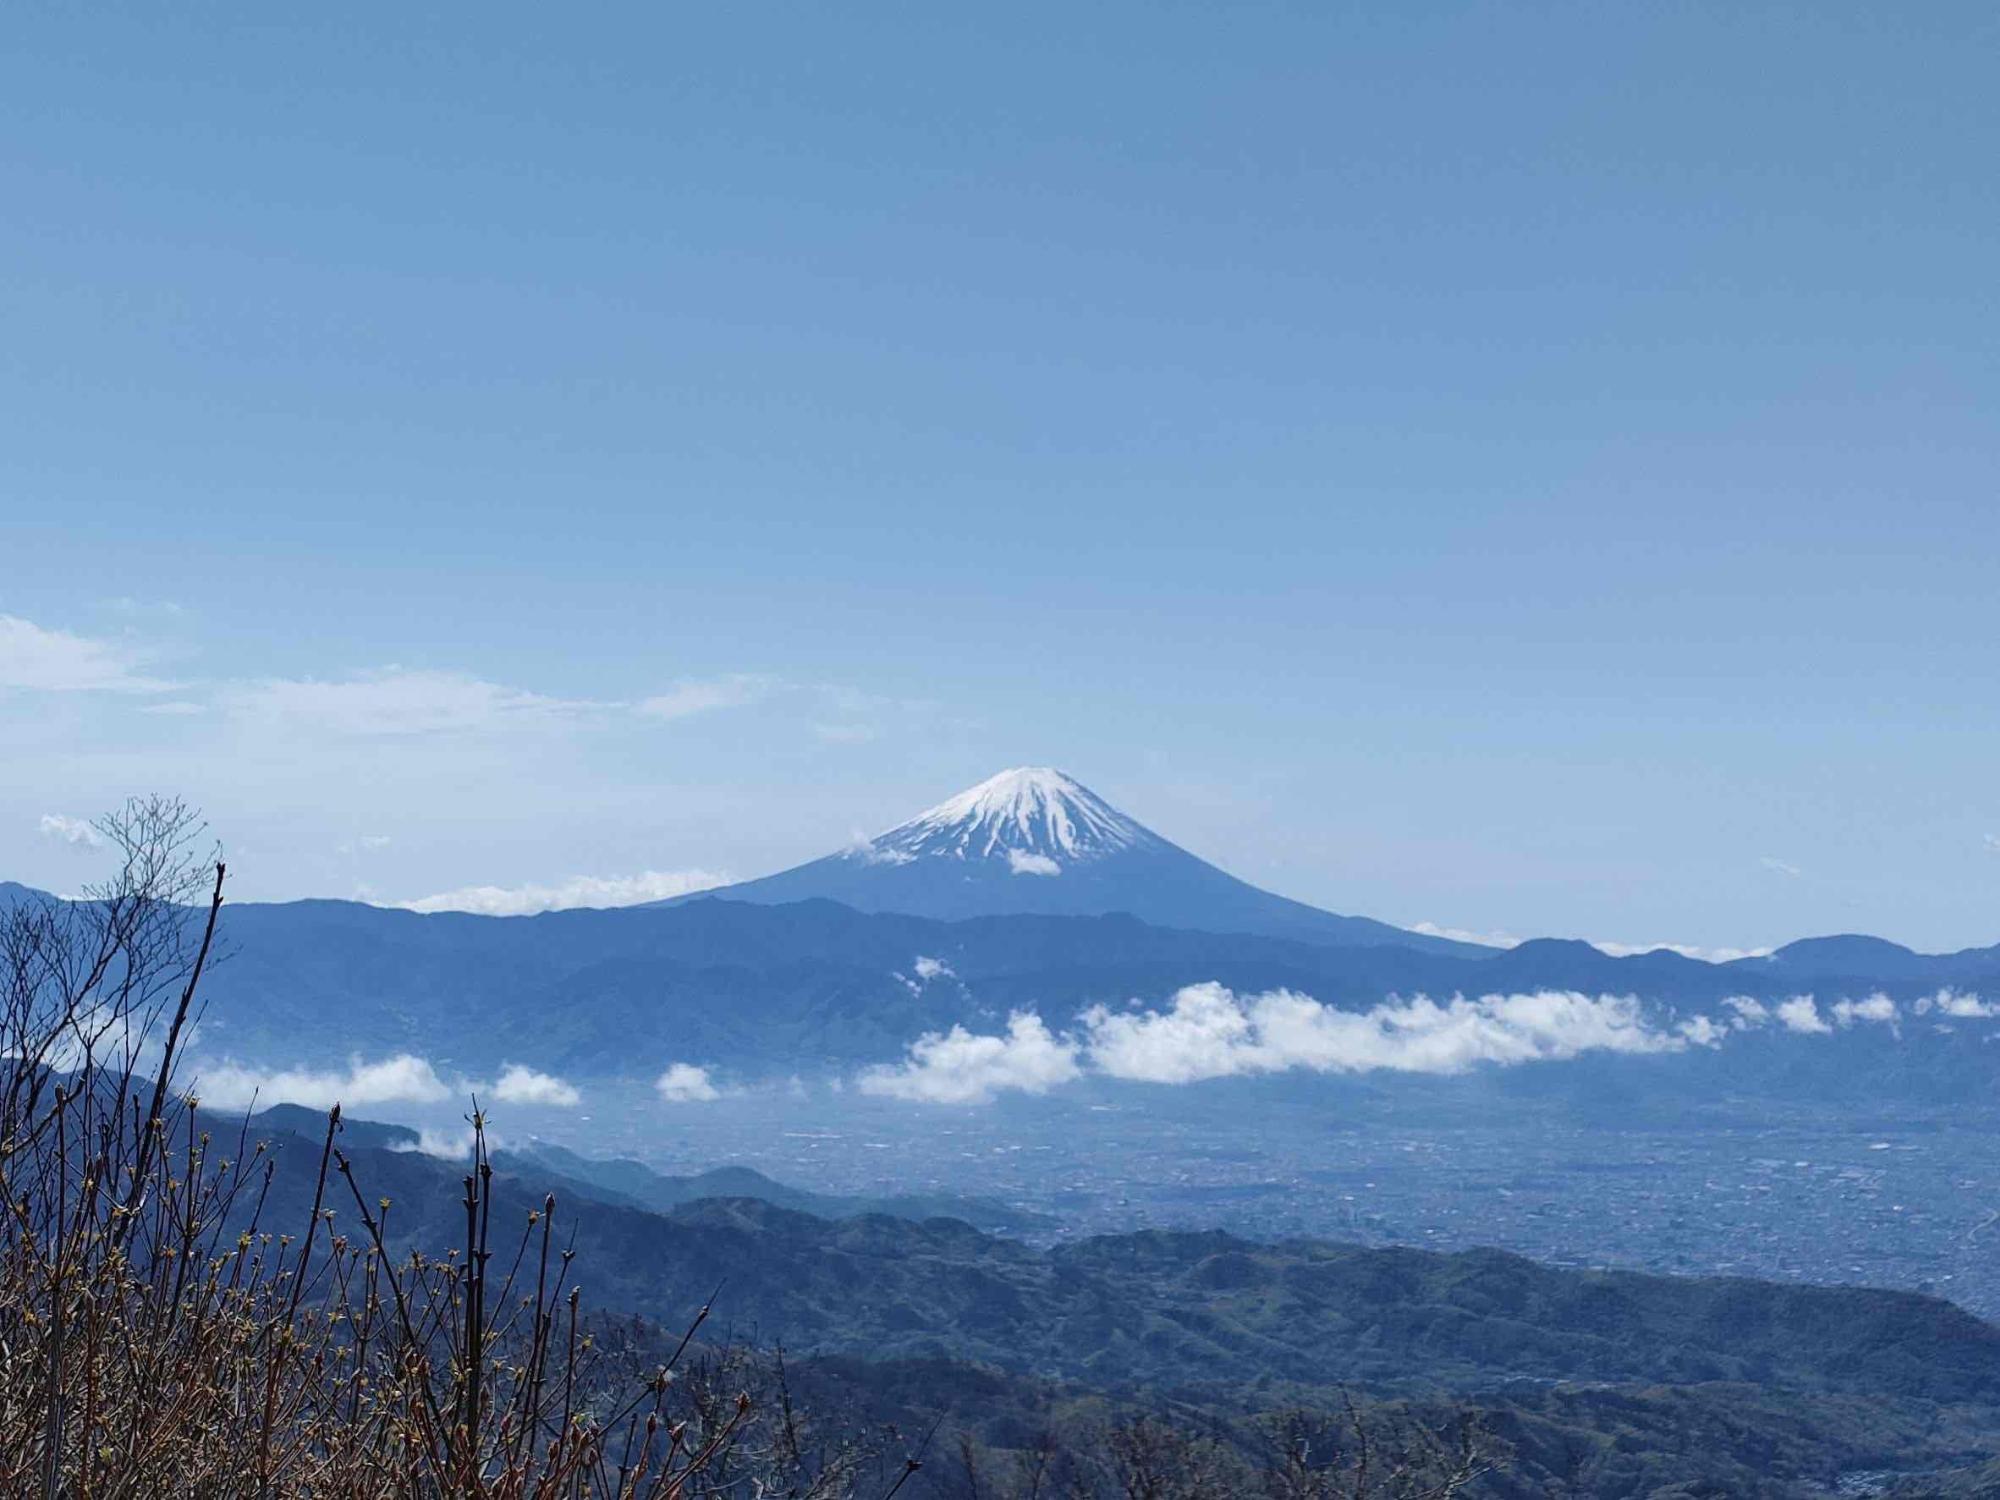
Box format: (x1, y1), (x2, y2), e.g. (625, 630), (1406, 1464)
(665, 768), (1489, 956)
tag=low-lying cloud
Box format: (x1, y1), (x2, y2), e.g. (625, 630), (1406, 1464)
(490, 1063), (583, 1107)
(194, 1053), (452, 1111)
(1007, 850), (1062, 877)
(860, 984), (1687, 1104)
(1773, 996), (1832, 1034)
(191, 1054), (583, 1112)
(1083, 984), (1679, 1085)
(1832, 994), (1899, 1029)
(858, 978), (2000, 1105)
(859, 1012), (1082, 1104)
(390, 1126), (484, 1160)
(401, 868), (728, 916)
(1920, 989), (1997, 1018)
(655, 1062), (722, 1103)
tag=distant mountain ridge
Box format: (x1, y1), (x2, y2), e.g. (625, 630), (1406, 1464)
(238, 1104), (1045, 1231)
(212, 1102), (2000, 1496)
(657, 768), (1490, 956)
(227, 1108), (2000, 1406)
(161, 894), (2000, 1100)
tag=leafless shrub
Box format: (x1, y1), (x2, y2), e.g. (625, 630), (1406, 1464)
(0, 799), (1502, 1498)
(0, 800), (885, 1496)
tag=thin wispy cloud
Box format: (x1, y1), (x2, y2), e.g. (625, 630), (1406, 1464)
(1760, 856), (1802, 878)
(635, 674), (774, 721)
(225, 668), (602, 737)
(399, 868), (728, 916)
(0, 614), (169, 693)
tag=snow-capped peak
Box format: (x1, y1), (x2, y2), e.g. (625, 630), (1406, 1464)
(864, 768), (1160, 868)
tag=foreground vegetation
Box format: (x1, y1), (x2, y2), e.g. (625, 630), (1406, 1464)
(0, 800), (1498, 1496)
(11, 799), (2000, 1496)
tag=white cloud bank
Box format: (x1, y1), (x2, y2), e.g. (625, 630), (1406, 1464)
(1722, 993), (1910, 1035)
(38, 813), (105, 849)
(859, 1013), (1082, 1104)
(1832, 994), (1899, 1028)
(390, 1126), (484, 1160)
(1919, 989), (1998, 1018)
(859, 984), (1687, 1105)
(491, 1063), (582, 1107)
(655, 1063), (722, 1103)
(190, 1054), (583, 1112)
(401, 868), (729, 916)
(193, 1053), (453, 1111)
(1774, 996), (1832, 1034)
(1083, 984), (1678, 1085)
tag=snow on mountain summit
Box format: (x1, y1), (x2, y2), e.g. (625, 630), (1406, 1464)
(655, 766), (1491, 955)
(864, 768), (1162, 869)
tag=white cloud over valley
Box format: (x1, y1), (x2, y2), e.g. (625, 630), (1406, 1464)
(193, 1053), (453, 1111)
(1774, 997), (1832, 1034)
(490, 1064), (583, 1107)
(655, 1063), (722, 1102)
(1920, 989), (1997, 1018)
(858, 1012), (1082, 1104)
(1081, 984), (1679, 1085)
(857, 983), (1706, 1104)
(190, 1054), (582, 1112)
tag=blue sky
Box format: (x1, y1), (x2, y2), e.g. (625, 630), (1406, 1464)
(3, 4), (1996, 952)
